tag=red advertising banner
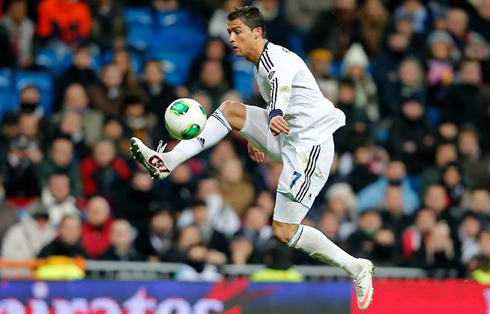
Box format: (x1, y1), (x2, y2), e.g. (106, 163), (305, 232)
(352, 279), (488, 314)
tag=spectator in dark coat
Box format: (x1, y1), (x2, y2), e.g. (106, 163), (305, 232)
(100, 219), (142, 261)
(89, 0), (125, 51)
(54, 46), (98, 111)
(80, 139), (131, 200)
(306, 0), (365, 59)
(348, 145), (379, 193)
(38, 215), (88, 258)
(442, 60), (485, 128)
(389, 96), (436, 174)
(140, 60), (177, 117)
(136, 208), (175, 261)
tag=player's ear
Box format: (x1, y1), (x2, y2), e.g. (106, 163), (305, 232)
(253, 27), (261, 39)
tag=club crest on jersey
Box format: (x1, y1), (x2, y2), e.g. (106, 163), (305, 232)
(148, 155), (170, 173)
(268, 70), (275, 80)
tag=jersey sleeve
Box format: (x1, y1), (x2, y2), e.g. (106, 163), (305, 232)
(266, 53), (296, 122)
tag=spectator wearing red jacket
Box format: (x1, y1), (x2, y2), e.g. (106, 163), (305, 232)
(37, 0), (91, 44)
(81, 196), (113, 259)
(80, 139), (130, 201)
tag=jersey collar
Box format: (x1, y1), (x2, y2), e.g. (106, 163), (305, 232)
(257, 40), (269, 69)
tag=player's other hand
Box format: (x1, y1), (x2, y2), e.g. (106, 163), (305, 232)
(247, 142), (265, 163)
(270, 116), (290, 136)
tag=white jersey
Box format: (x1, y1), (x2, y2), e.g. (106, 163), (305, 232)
(254, 41), (346, 145)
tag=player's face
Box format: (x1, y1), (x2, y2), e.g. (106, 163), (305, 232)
(227, 18), (256, 58)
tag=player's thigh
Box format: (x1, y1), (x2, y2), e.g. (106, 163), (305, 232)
(238, 105), (281, 161)
(277, 137), (335, 210)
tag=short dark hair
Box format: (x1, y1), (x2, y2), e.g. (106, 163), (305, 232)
(228, 6), (266, 37)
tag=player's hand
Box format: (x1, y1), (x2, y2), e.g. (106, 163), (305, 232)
(270, 116), (289, 136)
(247, 142), (265, 163)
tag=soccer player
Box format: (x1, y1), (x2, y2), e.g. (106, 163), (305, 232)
(130, 6), (374, 310)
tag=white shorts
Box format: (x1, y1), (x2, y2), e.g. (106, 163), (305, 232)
(239, 105), (335, 224)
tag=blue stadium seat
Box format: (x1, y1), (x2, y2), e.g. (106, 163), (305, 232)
(150, 28), (206, 57)
(155, 9), (202, 30)
(125, 7), (153, 51)
(14, 71), (53, 116)
(144, 50), (195, 86)
(35, 48), (60, 74)
(127, 25), (153, 51)
(124, 7), (153, 27)
(0, 69), (12, 91)
(232, 57), (255, 99)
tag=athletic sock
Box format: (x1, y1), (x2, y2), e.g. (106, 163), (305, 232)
(288, 225), (363, 277)
(165, 109), (232, 170)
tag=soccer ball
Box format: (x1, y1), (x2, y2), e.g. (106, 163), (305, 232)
(165, 98), (207, 140)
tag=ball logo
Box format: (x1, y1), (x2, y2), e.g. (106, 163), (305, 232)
(148, 155), (169, 173)
(169, 101), (189, 116)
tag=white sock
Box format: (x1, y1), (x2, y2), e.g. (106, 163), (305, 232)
(288, 225), (363, 277)
(165, 109), (232, 170)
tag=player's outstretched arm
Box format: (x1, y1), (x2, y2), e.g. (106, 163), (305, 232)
(247, 142), (265, 163)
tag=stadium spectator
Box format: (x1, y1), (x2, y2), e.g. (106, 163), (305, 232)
(285, 0), (333, 31)
(100, 219), (142, 261)
(358, 0), (389, 57)
(54, 46), (98, 109)
(0, 187), (18, 250)
(185, 199), (229, 258)
(347, 210), (383, 260)
(40, 137), (82, 197)
(380, 57), (426, 117)
(121, 95), (158, 144)
(388, 96), (436, 175)
(470, 0), (490, 44)
(136, 208), (175, 261)
(253, 0), (292, 48)
(1, 202), (55, 260)
(441, 162), (466, 208)
(393, 0), (429, 34)
(342, 43), (379, 122)
(442, 59), (485, 128)
(90, 0), (125, 51)
(38, 215), (87, 258)
(190, 59), (229, 106)
(88, 63), (127, 116)
(378, 184), (412, 237)
(112, 47), (139, 88)
(81, 196), (113, 259)
(306, 0), (365, 59)
(446, 8), (488, 56)
(165, 163), (196, 212)
(469, 229), (490, 283)
(402, 208), (438, 260)
(465, 188), (490, 223)
(0, 23), (16, 67)
(51, 111), (86, 157)
(323, 183), (357, 241)
(80, 139), (131, 200)
(458, 128), (490, 191)
(41, 174), (78, 226)
(218, 158), (255, 218)
(37, 0), (92, 45)
(189, 38), (233, 91)
(140, 60), (177, 117)
(317, 211), (348, 250)
(3, 134), (42, 197)
(334, 79), (371, 154)
(178, 177), (240, 237)
(420, 142), (459, 196)
(1, 0), (34, 68)
(458, 212), (481, 265)
(2, 86), (44, 135)
(52, 84), (104, 147)
(231, 206), (273, 264)
(357, 159), (420, 214)
(308, 49), (338, 101)
(116, 170), (156, 233)
(347, 145), (379, 193)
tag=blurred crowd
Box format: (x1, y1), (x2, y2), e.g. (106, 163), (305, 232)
(0, 0), (490, 281)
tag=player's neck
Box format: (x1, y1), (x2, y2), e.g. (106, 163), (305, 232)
(246, 38), (268, 66)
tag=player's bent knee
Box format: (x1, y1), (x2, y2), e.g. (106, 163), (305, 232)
(272, 220), (300, 244)
(218, 100), (246, 130)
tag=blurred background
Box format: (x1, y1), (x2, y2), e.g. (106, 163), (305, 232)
(0, 0), (489, 292)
